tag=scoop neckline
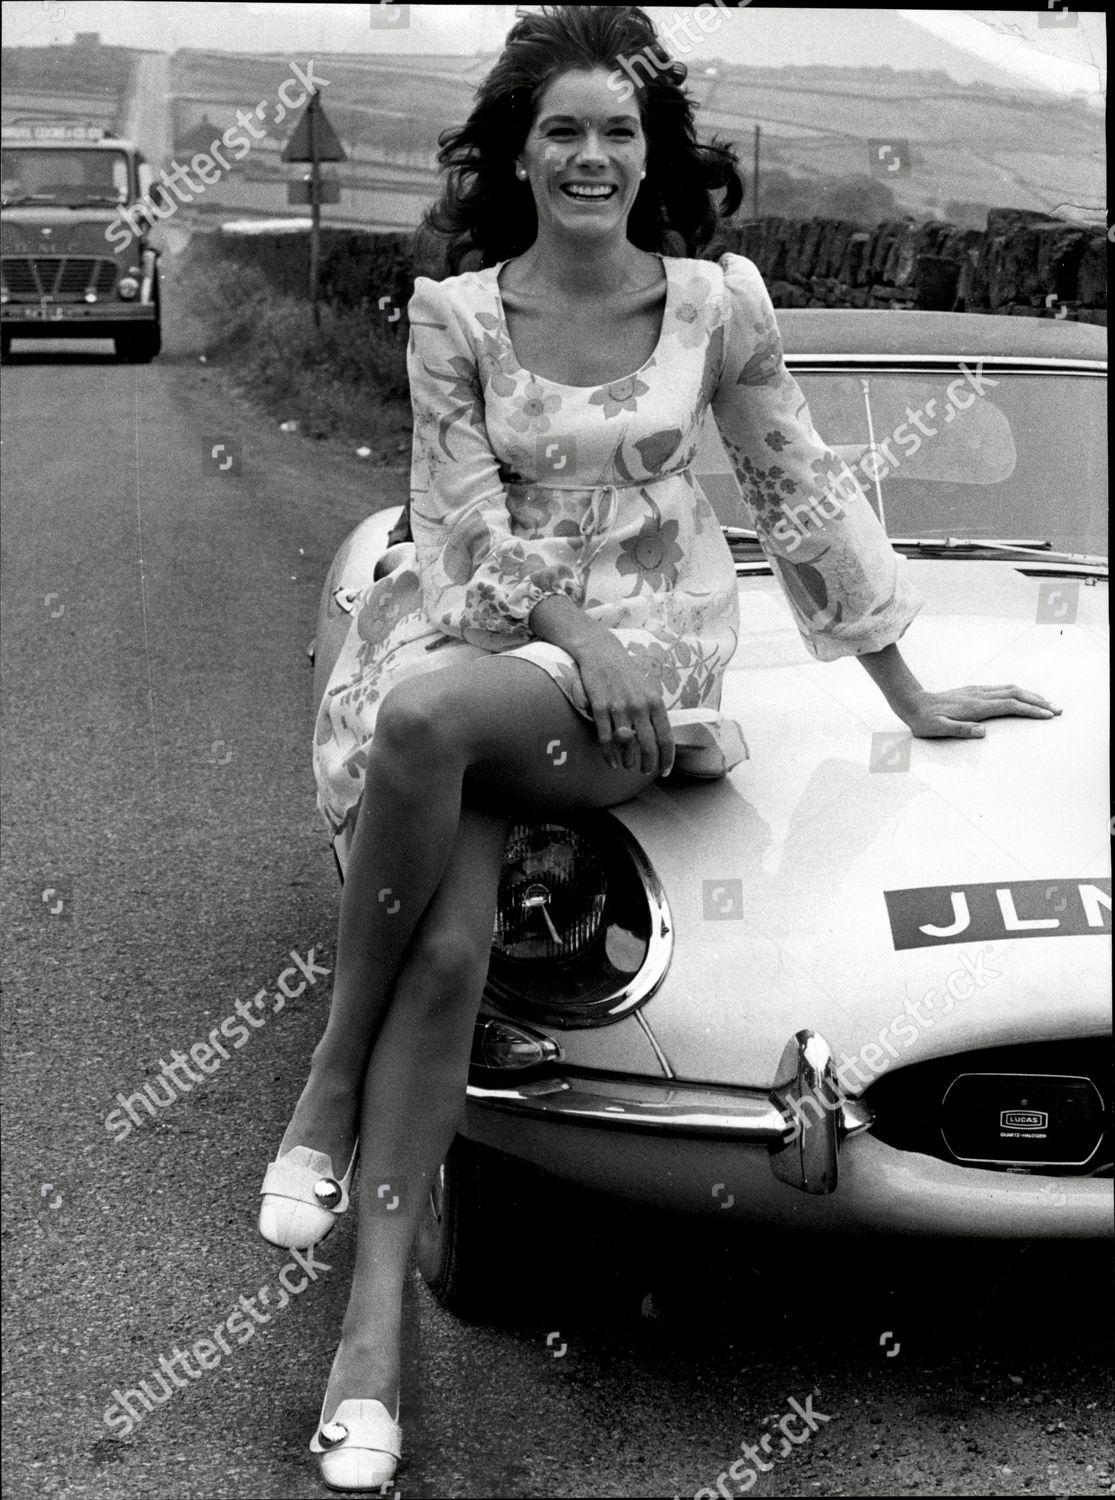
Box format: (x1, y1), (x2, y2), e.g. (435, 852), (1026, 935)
(491, 253), (671, 391)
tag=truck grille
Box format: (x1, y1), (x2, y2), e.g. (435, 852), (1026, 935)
(2, 256), (119, 301)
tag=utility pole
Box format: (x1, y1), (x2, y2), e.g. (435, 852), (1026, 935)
(308, 89), (321, 329)
(753, 123), (761, 222)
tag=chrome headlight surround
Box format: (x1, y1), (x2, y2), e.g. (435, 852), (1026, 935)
(483, 813), (673, 1029)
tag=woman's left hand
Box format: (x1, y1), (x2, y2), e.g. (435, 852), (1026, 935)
(894, 684), (1062, 739)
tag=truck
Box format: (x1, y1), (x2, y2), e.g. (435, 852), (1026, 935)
(1, 124), (162, 362)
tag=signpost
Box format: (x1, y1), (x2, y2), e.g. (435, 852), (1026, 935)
(288, 177), (340, 205)
(281, 92), (346, 328)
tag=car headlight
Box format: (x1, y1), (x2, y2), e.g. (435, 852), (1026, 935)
(484, 815), (672, 1028)
(494, 823), (606, 961)
(117, 276), (139, 300)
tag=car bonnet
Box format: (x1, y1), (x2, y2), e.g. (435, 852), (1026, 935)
(607, 559), (1109, 1090)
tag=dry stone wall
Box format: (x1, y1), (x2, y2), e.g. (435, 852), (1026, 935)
(214, 210), (1105, 326)
(721, 210), (1105, 324)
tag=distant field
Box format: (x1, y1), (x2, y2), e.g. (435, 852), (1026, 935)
(169, 50), (1107, 226)
(173, 51), (1102, 216)
(3, 44), (1103, 230)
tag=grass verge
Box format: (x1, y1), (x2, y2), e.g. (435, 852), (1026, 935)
(162, 237), (413, 466)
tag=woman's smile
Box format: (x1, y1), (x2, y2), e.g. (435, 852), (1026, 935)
(559, 182), (619, 203)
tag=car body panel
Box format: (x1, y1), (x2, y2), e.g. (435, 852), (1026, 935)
(464, 1101), (1110, 1236)
(529, 1011), (667, 1075)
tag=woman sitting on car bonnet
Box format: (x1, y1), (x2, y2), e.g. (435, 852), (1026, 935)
(258, 6), (1061, 1490)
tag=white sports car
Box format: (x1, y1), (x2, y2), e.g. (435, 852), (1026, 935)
(313, 309), (1109, 1315)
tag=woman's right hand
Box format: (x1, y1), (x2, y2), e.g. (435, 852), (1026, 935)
(572, 632), (675, 778)
(527, 593), (674, 777)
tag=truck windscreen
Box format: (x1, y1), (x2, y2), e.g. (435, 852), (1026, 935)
(1, 148), (130, 206)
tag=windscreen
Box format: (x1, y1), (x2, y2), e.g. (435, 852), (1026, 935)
(795, 370), (1107, 558)
(1, 147), (130, 206)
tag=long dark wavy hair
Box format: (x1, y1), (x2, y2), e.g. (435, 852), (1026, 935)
(411, 4), (745, 278)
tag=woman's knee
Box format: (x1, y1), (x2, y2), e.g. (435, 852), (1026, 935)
(373, 676), (462, 768)
(397, 919), (492, 1017)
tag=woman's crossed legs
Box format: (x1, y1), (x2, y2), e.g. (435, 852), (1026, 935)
(283, 655), (657, 1417)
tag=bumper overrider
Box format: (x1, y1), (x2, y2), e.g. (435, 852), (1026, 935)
(465, 1029), (1113, 1236)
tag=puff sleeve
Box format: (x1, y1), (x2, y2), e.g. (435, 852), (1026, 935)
(405, 275), (586, 651)
(711, 252), (922, 661)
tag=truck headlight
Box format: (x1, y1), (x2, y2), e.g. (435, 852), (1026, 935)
(117, 277), (139, 300)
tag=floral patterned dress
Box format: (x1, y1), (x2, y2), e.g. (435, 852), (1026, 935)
(313, 251), (921, 847)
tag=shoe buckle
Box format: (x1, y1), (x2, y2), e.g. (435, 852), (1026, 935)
(313, 1177), (342, 1209)
(318, 1421), (348, 1449)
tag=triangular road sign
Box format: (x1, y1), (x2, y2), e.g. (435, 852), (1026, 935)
(281, 94), (346, 163)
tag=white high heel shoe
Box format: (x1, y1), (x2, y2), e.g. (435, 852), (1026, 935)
(258, 1142), (357, 1250)
(309, 1363), (401, 1494)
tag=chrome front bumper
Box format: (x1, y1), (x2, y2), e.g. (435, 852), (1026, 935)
(467, 1029), (871, 1195)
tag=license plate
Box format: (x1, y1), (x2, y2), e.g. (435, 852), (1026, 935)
(26, 306), (67, 321)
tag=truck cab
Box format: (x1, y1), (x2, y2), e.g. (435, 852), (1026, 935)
(1, 124), (161, 362)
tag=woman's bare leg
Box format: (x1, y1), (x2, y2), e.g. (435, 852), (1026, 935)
(280, 657), (656, 1171)
(320, 800), (510, 1419)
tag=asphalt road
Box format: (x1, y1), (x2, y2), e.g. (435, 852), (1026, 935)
(1, 339), (1112, 1500)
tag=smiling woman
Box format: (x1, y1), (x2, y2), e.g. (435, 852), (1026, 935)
(258, 6), (1065, 1493)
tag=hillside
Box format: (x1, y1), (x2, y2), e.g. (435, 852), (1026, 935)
(2, 42), (1104, 230)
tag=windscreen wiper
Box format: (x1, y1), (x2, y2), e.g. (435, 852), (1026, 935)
(889, 537), (1107, 567)
(722, 528), (1106, 569)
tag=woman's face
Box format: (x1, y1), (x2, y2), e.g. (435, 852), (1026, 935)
(514, 67), (647, 248)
